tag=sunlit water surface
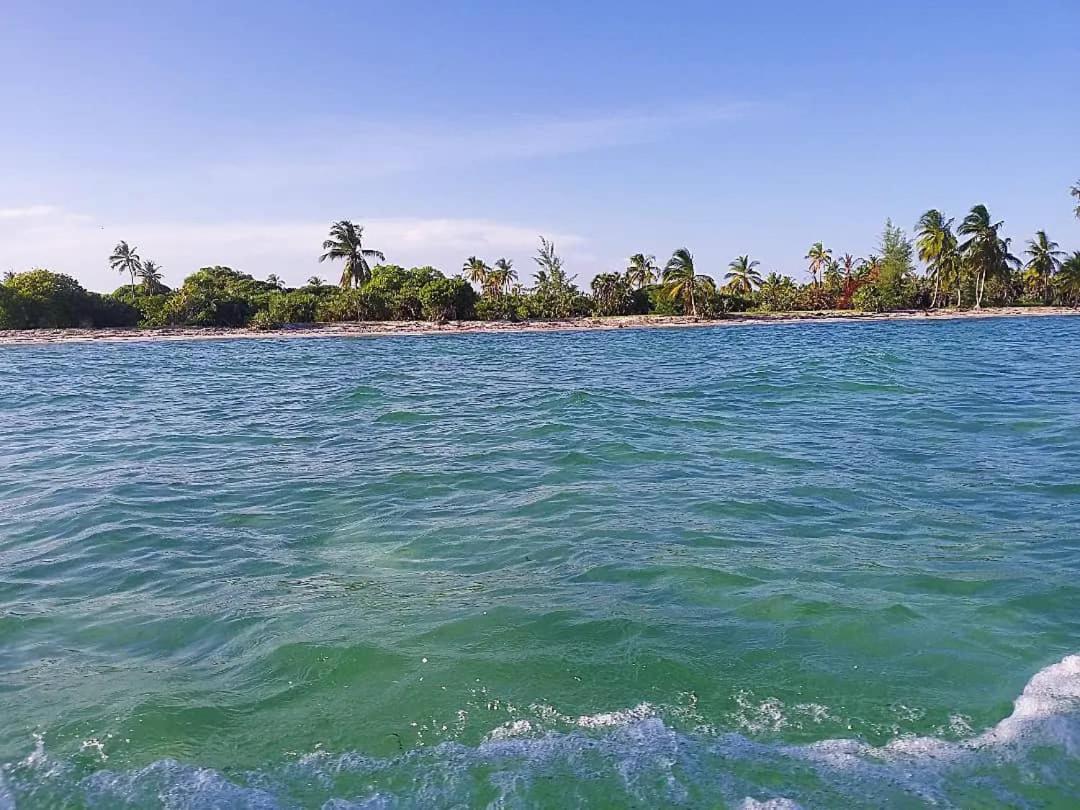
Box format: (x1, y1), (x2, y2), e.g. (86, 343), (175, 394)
(2, 317), (1079, 808)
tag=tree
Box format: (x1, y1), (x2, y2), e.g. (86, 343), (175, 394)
(488, 258), (517, 295)
(723, 255), (763, 295)
(1059, 252), (1080, 306)
(915, 210), (959, 308)
(533, 236), (564, 280)
(804, 242), (832, 287)
(1024, 231), (1065, 303)
(663, 248), (714, 317)
(757, 272), (797, 312)
(266, 274), (284, 290)
(1071, 180), (1080, 220)
(307, 276), (326, 289)
(463, 256), (490, 291)
(591, 272), (632, 315)
(625, 254), (658, 289)
(319, 221), (385, 289)
(138, 259), (167, 295)
(109, 241), (142, 300)
(958, 205), (1019, 308)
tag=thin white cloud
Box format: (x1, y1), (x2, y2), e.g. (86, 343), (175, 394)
(0, 205), (59, 219)
(0, 209), (588, 291)
(201, 101), (759, 185)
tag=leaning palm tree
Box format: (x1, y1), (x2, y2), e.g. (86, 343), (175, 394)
(723, 255), (763, 295)
(109, 241), (142, 299)
(138, 259), (166, 295)
(463, 256), (490, 291)
(805, 242), (832, 287)
(319, 221), (385, 289)
(625, 253), (658, 289)
(958, 205), (1019, 308)
(915, 210), (959, 308)
(1024, 230), (1066, 303)
(663, 248), (715, 317)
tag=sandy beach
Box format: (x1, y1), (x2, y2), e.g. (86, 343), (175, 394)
(0, 306), (1076, 347)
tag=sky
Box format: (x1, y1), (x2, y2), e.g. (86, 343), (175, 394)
(1, 0), (1078, 291)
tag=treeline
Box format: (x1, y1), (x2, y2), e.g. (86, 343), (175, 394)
(2, 195), (1079, 331)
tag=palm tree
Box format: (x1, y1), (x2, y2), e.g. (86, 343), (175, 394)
(307, 276), (325, 289)
(463, 256), (490, 291)
(958, 205), (1019, 308)
(591, 272), (628, 315)
(1059, 252), (1080, 306)
(138, 259), (166, 295)
(723, 255), (763, 295)
(663, 248), (715, 317)
(625, 254), (658, 289)
(319, 221), (384, 289)
(109, 241), (142, 299)
(838, 253), (858, 279)
(1024, 231), (1066, 303)
(488, 258), (517, 295)
(266, 274), (284, 290)
(915, 210), (959, 308)
(805, 242), (832, 287)
(1071, 180), (1080, 220)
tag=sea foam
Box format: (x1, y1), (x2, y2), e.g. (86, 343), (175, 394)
(3, 655), (1078, 808)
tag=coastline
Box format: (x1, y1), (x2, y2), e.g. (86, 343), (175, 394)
(0, 306), (1076, 347)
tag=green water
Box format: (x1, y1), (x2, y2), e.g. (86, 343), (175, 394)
(1, 317), (1079, 808)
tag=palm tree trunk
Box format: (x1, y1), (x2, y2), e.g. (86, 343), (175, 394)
(930, 273), (939, 309)
(689, 283), (697, 317)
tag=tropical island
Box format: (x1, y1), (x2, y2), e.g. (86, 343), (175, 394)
(2, 190), (1079, 343)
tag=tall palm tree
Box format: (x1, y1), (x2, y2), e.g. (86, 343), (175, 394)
(1071, 180), (1080, 220)
(319, 221), (384, 289)
(723, 255), (763, 295)
(805, 242), (832, 287)
(663, 248), (714, 317)
(138, 259), (166, 295)
(915, 210), (959, 308)
(463, 256), (490, 291)
(109, 241), (142, 299)
(488, 258), (517, 295)
(1024, 231), (1066, 303)
(958, 205), (1019, 308)
(625, 254), (658, 289)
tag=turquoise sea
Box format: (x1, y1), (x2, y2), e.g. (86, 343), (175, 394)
(2, 316), (1079, 808)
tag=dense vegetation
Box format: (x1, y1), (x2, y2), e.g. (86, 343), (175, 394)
(3, 189), (1079, 330)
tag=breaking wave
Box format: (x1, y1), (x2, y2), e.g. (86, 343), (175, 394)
(3, 655), (1079, 808)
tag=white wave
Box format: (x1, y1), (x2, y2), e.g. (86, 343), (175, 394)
(3, 655), (1078, 808)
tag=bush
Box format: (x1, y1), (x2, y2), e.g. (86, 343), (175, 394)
(248, 310), (279, 331)
(164, 266), (274, 326)
(0, 269), (139, 328)
(419, 277), (476, 321)
(475, 293), (531, 321)
(267, 291), (318, 324)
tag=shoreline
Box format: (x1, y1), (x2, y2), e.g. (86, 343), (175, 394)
(0, 306), (1076, 347)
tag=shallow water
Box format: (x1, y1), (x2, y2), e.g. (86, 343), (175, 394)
(1, 317), (1079, 808)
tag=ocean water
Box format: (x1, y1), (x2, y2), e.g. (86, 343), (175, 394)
(1, 316), (1079, 809)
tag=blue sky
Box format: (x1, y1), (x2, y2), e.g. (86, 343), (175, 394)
(1, 0), (1077, 291)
